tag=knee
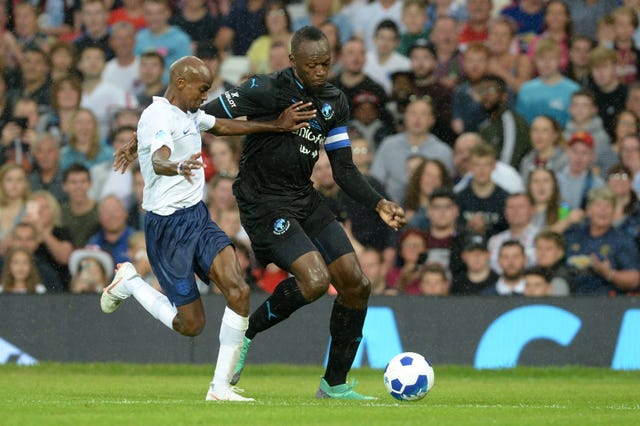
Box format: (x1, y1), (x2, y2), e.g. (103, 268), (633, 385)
(344, 273), (371, 303)
(224, 280), (251, 307)
(300, 267), (331, 301)
(178, 316), (205, 337)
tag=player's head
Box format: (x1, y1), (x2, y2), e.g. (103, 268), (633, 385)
(169, 56), (213, 113)
(290, 26), (330, 94)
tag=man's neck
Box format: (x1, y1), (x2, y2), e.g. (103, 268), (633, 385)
(340, 70), (365, 88)
(39, 167), (58, 183)
(145, 81), (165, 96)
(104, 228), (125, 244)
(407, 132), (428, 146)
(150, 24), (169, 36)
(83, 77), (101, 95)
(568, 167), (588, 178)
(572, 117), (592, 128)
(599, 81), (620, 94)
(117, 53), (136, 66)
(509, 223), (529, 238)
(70, 198), (95, 215)
(88, 28), (108, 40)
(541, 72), (562, 84)
(429, 225), (455, 239)
(502, 275), (523, 288)
(24, 78), (45, 94)
(471, 180), (495, 197)
(468, 268), (491, 283)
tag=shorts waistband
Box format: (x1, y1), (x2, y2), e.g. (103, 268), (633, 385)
(148, 201), (204, 218)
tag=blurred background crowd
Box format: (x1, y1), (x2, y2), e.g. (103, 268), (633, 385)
(1, 0), (640, 297)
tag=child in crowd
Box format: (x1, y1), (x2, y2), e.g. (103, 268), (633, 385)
(523, 266), (554, 297)
(0, 247), (46, 294)
(612, 6), (640, 85)
(451, 235), (499, 295)
(418, 263), (451, 296)
(397, 0), (430, 57)
(565, 35), (594, 86)
(589, 46), (628, 137)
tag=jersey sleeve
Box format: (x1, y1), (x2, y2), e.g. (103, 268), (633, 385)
(324, 92), (351, 152)
(202, 74), (276, 118)
(139, 104), (175, 154)
(195, 110), (216, 132)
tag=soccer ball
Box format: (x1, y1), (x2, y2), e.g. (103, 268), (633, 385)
(383, 352), (434, 401)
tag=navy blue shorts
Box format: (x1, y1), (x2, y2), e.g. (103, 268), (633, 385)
(145, 201), (232, 307)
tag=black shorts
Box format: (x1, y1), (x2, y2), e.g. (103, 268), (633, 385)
(239, 193), (354, 270)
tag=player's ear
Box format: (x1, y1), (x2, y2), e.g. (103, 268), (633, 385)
(176, 77), (186, 89)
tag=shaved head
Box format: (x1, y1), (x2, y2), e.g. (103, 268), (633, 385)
(170, 56), (212, 86)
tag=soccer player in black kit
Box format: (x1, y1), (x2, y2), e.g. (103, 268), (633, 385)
(115, 27), (406, 399)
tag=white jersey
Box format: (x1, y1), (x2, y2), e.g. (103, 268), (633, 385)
(137, 96), (216, 215)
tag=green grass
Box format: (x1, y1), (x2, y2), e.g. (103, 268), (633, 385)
(1, 364), (639, 425)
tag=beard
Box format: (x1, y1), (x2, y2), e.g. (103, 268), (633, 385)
(503, 269), (523, 281)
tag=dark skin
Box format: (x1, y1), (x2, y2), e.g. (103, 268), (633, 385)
(124, 56), (316, 336)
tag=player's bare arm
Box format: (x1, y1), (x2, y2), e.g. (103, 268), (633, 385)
(375, 199), (407, 231)
(209, 101), (316, 135)
(151, 146), (203, 185)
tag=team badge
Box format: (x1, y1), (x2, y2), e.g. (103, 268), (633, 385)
(321, 103), (334, 119)
(273, 218), (290, 235)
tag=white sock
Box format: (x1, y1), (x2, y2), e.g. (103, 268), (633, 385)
(211, 306), (249, 389)
(127, 276), (177, 330)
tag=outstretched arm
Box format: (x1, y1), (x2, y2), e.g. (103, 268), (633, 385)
(208, 101), (316, 136)
(327, 147), (406, 231)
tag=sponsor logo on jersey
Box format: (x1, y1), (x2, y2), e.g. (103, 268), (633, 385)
(224, 91), (240, 108)
(295, 126), (325, 144)
(321, 103), (334, 119)
(250, 78), (258, 88)
(273, 218), (290, 235)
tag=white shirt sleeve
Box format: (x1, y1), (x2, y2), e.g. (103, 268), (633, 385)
(143, 106), (175, 155)
(196, 110), (216, 132)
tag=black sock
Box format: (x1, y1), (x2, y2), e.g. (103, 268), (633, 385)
(323, 301), (367, 386)
(245, 277), (309, 340)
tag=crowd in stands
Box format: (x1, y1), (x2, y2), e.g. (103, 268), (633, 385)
(1, 0), (640, 297)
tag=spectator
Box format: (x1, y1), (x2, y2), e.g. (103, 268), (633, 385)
(22, 190), (74, 291)
(458, 0), (492, 49)
(206, 174), (237, 223)
(109, 0), (147, 31)
(500, 0), (545, 51)
(0, 247), (45, 294)
(451, 234), (498, 295)
(565, 35), (595, 87)
(451, 42), (490, 134)
(29, 133), (66, 204)
(527, 166), (575, 231)
(353, 0), (404, 51)
(526, 0), (571, 72)
(456, 142), (509, 238)
(68, 245), (114, 293)
(0, 164), (30, 256)
(246, 0), (292, 74)
(430, 16), (464, 90)
(564, 186), (640, 294)
(207, 137), (239, 179)
(396, 0), (430, 57)
(214, 0), (266, 56)
(73, 0), (114, 61)
(426, 0), (467, 32)
(268, 40), (291, 73)
(612, 6), (640, 85)
(196, 43), (235, 104)
(534, 230), (571, 295)
(523, 265), (554, 297)
(60, 109), (114, 171)
(385, 228), (428, 295)
(7, 46), (52, 112)
(42, 75), (82, 145)
(102, 22), (141, 95)
(13, 2), (54, 53)
(453, 132), (525, 194)
(625, 82), (640, 119)
(1, 99), (39, 173)
(8, 222), (62, 291)
(418, 263), (451, 296)
(364, 19), (411, 96)
(606, 164), (640, 246)
(564, 89), (616, 174)
(294, 0), (353, 46)
(516, 38), (580, 127)
(350, 134), (374, 174)
(78, 46), (138, 140)
(565, 0), (619, 45)
(318, 20), (342, 78)
(589, 47), (628, 138)
(135, 0), (192, 84)
(357, 246), (388, 296)
(135, 51), (167, 108)
(486, 16), (533, 94)
(61, 164), (100, 248)
(371, 97), (454, 203)
(127, 164), (146, 231)
(170, 0), (221, 46)
(48, 42), (79, 83)
(557, 131), (605, 210)
(127, 231), (159, 290)
(348, 92), (393, 150)
(611, 110), (640, 155)
(217, 206), (250, 248)
(407, 39), (455, 144)
(404, 159), (453, 227)
(480, 239), (527, 296)
(87, 195), (136, 265)
(519, 115), (568, 182)
(488, 193), (540, 273)
(478, 75), (531, 169)
(596, 13), (616, 48)
(619, 134), (640, 196)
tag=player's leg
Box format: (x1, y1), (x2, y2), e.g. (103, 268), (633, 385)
(313, 221), (375, 400)
(203, 245), (254, 401)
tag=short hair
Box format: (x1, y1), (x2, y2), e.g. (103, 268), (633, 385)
(480, 75), (507, 93)
(570, 88), (597, 104)
(291, 26), (327, 55)
(534, 38), (561, 58)
(613, 5), (639, 29)
(32, 132), (61, 152)
(419, 263), (449, 282)
(79, 45), (106, 60)
(489, 16), (517, 36)
(589, 46), (618, 68)
(464, 42), (490, 58)
(534, 230), (565, 250)
(587, 186), (617, 208)
(403, 0), (427, 11)
(523, 265), (553, 283)
(110, 21), (136, 37)
(470, 142), (497, 160)
(569, 35), (595, 49)
(375, 19), (400, 37)
(507, 192), (534, 206)
(141, 50), (166, 67)
(499, 239), (525, 256)
(63, 163), (91, 182)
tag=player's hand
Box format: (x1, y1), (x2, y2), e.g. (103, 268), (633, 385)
(113, 132), (139, 173)
(376, 199), (406, 231)
(178, 152), (205, 184)
(275, 101), (316, 132)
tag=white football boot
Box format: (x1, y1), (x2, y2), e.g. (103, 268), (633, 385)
(100, 262), (139, 313)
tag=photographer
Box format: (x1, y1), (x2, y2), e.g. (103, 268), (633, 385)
(1, 98), (40, 172)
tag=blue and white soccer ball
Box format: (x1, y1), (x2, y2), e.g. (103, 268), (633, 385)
(383, 352), (435, 401)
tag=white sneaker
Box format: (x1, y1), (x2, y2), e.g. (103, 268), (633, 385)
(206, 386), (255, 402)
(100, 262), (139, 314)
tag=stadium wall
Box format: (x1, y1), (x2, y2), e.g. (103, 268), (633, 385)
(1, 295), (639, 369)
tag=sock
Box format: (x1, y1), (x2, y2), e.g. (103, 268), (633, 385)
(323, 301), (367, 386)
(245, 277), (309, 340)
(211, 307), (249, 389)
(127, 276), (177, 330)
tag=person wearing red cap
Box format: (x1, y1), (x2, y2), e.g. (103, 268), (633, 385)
(556, 130), (605, 210)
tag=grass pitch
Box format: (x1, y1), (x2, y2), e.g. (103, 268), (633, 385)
(1, 363), (639, 425)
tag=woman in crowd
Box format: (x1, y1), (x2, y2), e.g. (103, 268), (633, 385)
(386, 228), (429, 295)
(404, 158), (452, 227)
(247, 0), (293, 74)
(527, 0), (572, 72)
(520, 115), (568, 181)
(43, 75), (82, 145)
(0, 164), (30, 256)
(60, 108), (113, 171)
(48, 42), (79, 83)
(0, 247), (45, 294)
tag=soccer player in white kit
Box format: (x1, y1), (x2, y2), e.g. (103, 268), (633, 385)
(100, 56), (315, 401)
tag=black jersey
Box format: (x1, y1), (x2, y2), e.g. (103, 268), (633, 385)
(203, 68), (350, 206)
